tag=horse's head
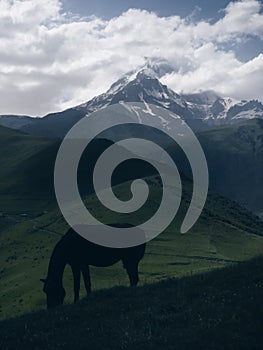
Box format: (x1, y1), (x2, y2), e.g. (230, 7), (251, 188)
(40, 278), (66, 309)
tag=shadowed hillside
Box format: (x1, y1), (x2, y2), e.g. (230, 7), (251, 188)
(0, 125), (155, 212)
(198, 119), (263, 215)
(167, 119), (263, 216)
(1, 255), (263, 350)
(1, 124), (263, 325)
(1, 173), (263, 320)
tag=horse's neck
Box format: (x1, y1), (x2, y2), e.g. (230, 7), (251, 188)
(47, 240), (67, 286)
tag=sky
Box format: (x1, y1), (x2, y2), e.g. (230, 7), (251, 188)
(0, 0), (263, 116)
(62, 0), (232, 21)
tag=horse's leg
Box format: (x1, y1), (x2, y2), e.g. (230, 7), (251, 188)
(81, 266), (91, 295)
(124, 261), (139, 286)
(71, 265), (80, 303)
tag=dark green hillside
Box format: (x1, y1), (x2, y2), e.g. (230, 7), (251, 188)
(21, 108), (86, 138)
(0, 125), (156, 211)
(167, 119), (263, 216)
(2, 118), (263, 218)
(1, 174), (263, 320)
(1, 123), (263, 325)
(0, 115), (34, 130)
(0, 126), (58, 213)
(198, 119), (263, 215)
(0, 126), (54, 176)
(1, 255), (263, 350)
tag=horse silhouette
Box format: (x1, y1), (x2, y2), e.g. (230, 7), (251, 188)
(41, 224), (146, 308)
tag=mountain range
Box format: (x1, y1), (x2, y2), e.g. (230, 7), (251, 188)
(0, 63), (263, 138)
(1, 62), (263, 216)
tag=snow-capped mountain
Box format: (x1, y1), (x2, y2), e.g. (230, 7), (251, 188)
(207, 98), (263, 124)
(0, 63), (263, 138)
(76, 67), (192, 120)
(182, 93), (263, 125)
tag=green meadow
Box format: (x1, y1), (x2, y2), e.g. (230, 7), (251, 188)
(1, 124), (263, 350)
(1, 175), (263, 320)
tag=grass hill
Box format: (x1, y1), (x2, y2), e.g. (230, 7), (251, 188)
(1, 123), (263, 333)
(166, 119), (263, 216)
(0, 125), (57, 213)
(1, 255), (263, 350)
(2, 118), (263, 217)
(198, 119), (263, 216)
(0, 125), (154, 213)
(1, 173), (263, 321)
(0, 126), (54, 179)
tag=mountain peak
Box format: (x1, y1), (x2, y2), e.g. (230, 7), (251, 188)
(136, 68), (158, 80)
(106, 58), (174, 95)
(105, 66), (165, 99)
(4, 62), (261, 136)
(107, 63), (166, 95)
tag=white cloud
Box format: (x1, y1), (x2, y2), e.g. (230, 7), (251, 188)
(215, 0), (263, 39)
(0, 0), (262, 116)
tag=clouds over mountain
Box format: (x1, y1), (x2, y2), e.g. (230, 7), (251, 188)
(0, 0), (262, 116)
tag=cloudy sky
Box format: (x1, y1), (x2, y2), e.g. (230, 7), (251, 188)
(0, 0), (263, 116)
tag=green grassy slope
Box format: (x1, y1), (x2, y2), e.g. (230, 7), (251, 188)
(0, 126), (58, 213)
(198, 119), (263, 215)
(0, 126), (153, 213)
(1, 255), (263, 350)
(1, 123), (263, 325)
(0, 126), (53, 174)
(1, 175), (263, 321)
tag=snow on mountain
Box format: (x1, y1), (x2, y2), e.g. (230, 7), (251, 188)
(182, 91), (220, 119)
(182, 91), (220, 106)
(0, 60), (263, 137)
(204, 98), (263, 124)
(76, 66), (192, 121)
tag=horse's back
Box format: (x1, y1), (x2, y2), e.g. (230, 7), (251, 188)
(63, 226), (146, 267)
